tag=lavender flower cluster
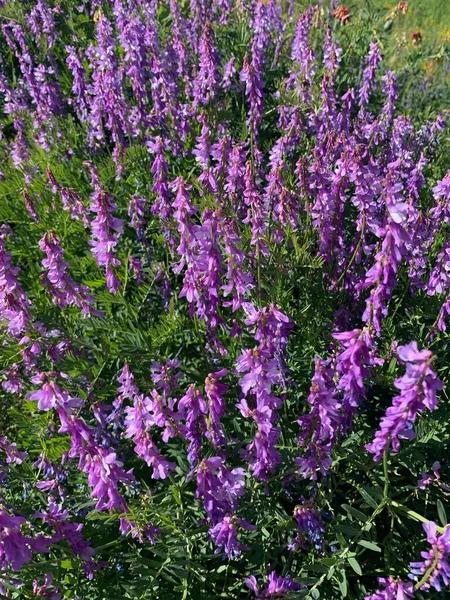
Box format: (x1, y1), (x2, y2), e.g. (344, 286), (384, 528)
(0, 0), (449, 598)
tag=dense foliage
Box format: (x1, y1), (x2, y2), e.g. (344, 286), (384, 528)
(0, 0), (450, 598)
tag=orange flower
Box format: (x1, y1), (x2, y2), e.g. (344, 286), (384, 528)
(411, 31), (422, 45)
(333, 6), (350, 24)
(397, 1), (408, 15)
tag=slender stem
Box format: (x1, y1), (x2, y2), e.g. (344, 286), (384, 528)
(414, 552), (438, 591)
(383, 449), (389, 499)
(333, 217), (365, 289)
(390, 500), (446, 534)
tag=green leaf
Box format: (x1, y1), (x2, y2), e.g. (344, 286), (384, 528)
(358, 540), (382, 552)
(437, 499), (447, 527)
(357, 486), (379, 509)
(342, 504), (368, 522)
(348, 557), (362, 576)
(337, 571), (348, 597)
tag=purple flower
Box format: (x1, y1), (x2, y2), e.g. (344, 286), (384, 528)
(193, 22), (220, 107)
(36, 498), (97, 577)
(150, 138), (173, 233)
(196, 456), (245, 522)
(0, 225), (32, 336)
(209, 515), (255, 559)
(86, 14), (130, 145)
(0, 436), (27, 464)
(124, 393), (176, 479)
(178, 384), (208, 468)
(245, 571), (301, 598)
(333, 328), (383, 431)
(151, 359), (182, 397)
(222, 55), (236, 91)
(65, 45), (90, 122)
(359, 41), (382, 108)
(366, 342), (443, 462)
(417, 461), (450, 491)
(409, 522), (450, 592)
(296, 357), (340, 479)
(240, 40), (264, 141)
(27, 378), (83, 413)
(1, 364), (23, 395)
(0, 512), (52, 572)
(47, 169), (87, 224)
(39, 231), (101, 316)
(289, 497), (325, 551)
(119, 516), (160, 545)
(364, 577), (414, 600)
(86, 163), (124, 294)
(32, 573), (62, 600)
(205, 369), (228, 446)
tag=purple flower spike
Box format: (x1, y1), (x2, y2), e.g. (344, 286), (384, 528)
(86, 163), (124, 295)
(245, 570), (301, 598)
(364, 577), (414, 600)
(409, 522), (450, 592)
(366, 342), (443, 462)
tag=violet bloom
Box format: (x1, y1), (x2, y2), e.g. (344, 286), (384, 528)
(171, 176), (197, 275)
(47, 168), (87, 225)
(0, 225), (32, 336)
(146, 389), (180, 443)
(119, 516), (160, 545)
(222, 55), (236, 91)
(176, 208), (225, 344)
(366, 342), (443, 462)
(288, 7), (316, 98)
(417, 461), (450, 491)
(1, 364), (23, 395)
(240, 40), (264, 141)
(219, 219), (254, 312)
(151, 359), (182, 397)
(243, 162), (268, 257)
(364, 577), (414, 600)
(116, 363), (139, 406)
(0, 512), (52, 571)
(195, 456), (245, 523)
(289, 498), (325, 551)
(333, 328), (383, 431)
(0, 436), (27, 464)
(149, 138), (173, 235)
(209, 515), (255, 559)
(128, 195), (147, 241)
(192, 22), (220, 107)
(28, 0), (57, 49)
(36, 498), (97, 577)
(245, 571), (301, 598)
(27, 374), (83, 413)
(296, 357), (341, 480)
(66, 45), (90, 122)
(113, 4), (150, 133)
(359, 41), (382, 108)
(409, 522), (450, 592)
(205, 369), (227, 446)
(32, 573), (62, 600)
(39, 231), (101, 316)
(87, 163), (124, 294)
(178, 384), (208, 468)
(124, 393), (176, 479)
(86, 14), (129, 145)
(236, 347), (282, 480)
(193, 111), (217, 194)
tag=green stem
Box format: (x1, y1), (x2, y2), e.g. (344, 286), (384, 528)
(333, 217), (365, 289)
(390, 500), (446, 533)
(414, 552), (439, 591)
(383, 449), (389, 499)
